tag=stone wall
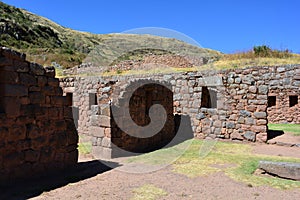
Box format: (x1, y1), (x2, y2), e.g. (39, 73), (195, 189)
(268, 67), (300, 124)
(60, 64), (300, 158)
(0, 47), (78, 183)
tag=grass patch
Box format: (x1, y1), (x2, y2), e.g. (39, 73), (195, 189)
(131, 184), (167, 200)
(126, 140), (193, 165)
(126, 139), (300, 189)
(201, 57), (300, 70)
(78, 142), (92, 155)
(268, 123), (300, 136)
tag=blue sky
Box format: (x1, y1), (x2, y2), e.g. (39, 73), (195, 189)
(2, 0), (300, 53)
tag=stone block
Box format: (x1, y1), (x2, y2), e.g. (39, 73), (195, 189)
(0, 71), (19, 84)
(245, 117), (255, 125)
(2, 97), (21, 117)
(251, 125), (267, 133)
(257, 119), (267, 125)
(240, 110), (251, 117)
(101, 137), (111, 148)
(89, 126), (105, 138)
(3, 84), (28, 97)
(248, 86), (257, 94)
(231, 130), (243, 140)
(226, 122), (235, 129)
(196, 113), (206, 120)
(259, 161), (300, 181)
(213, 120), (222, 128)
(24, 149), (39, 162)
(277, 67), (286, 73)
(45, 66), (55, 77)
(30, 63), (45, 75)
(48, 77), (59, 87)
(254, 112), (267, 119)
(258, 85), (268, 95)
(101, 105), (111, 116)
(29, 92), (45, 104)
(19, 73), (36, 86)
(91, 115), (111, 127)
(242, 75), (254, 85)
(243, 131), (256, 141)
(91, 105), (100, 115)
(8, 124), (26, 141)
(51, 96), (67, 106)
(92, 146), (112, 159)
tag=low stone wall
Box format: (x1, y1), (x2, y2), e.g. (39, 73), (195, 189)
(60, 64), (300, 158)
(0, 47), (78, 183)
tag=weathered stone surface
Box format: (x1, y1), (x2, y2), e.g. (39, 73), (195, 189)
(102, 86), (111, 93)
(259, 161), (300, 181)
(226, 122), (235, 129)
(58, 54), (300, 161)
(248, 86), (257, 94)
(243, 131), (256, 141)
(240, 110), (251, 117)
(91, 115), (111, 127)
(45, 66), (55, 77)
(89, 126), (105, 138)
(196, 113), (206, 120)
(258, 85), (268, 95)
(254, 112), (267, 119)
(30, 63), (45, 76)
(3, 84), (28, 96)
(0, 48), (78, 183)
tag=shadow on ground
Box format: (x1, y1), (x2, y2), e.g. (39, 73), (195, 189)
(0, 160), (120, 200)
(267, 129), (284, 140)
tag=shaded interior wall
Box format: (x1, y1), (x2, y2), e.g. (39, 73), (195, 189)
(59, 77), (115, 138)
(0, 48), (78, 183)
(111, 82), (174, 155)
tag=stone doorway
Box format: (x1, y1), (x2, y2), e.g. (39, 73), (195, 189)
(111, 82), (175, 156)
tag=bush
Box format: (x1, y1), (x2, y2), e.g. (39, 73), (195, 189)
(253, 45), (272, 57)
(253, 45), (292, 58)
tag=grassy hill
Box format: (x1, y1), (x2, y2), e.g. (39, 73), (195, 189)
(0, 1), (220, 69)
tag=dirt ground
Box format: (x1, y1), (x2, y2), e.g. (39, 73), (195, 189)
(1, 136), (300, 200)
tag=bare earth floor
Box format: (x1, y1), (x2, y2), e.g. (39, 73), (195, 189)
(1, 138), (299, 200)
(27, 141), (300, 200)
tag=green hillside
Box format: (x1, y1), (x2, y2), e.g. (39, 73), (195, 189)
(0, 1), (221, 69)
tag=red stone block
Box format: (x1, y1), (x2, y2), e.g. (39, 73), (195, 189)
(0, 71), (19, 84)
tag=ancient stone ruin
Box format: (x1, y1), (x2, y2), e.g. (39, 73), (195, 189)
(1, 47), (299, 180)
(0, 47), (78, 183)
(60, 64), (300, 159)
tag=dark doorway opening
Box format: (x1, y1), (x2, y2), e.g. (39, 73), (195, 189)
(89, 93), (97, 109)
(201, 86), (217, 108)
(267, 96), (276, 107)
(289, 96), (298, 107)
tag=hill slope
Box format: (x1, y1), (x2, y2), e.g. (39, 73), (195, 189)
(0, 2), (221, 69)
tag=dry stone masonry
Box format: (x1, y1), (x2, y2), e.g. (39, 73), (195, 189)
(60, 64), (300, 159)
(1, 46), (298, 179)
(0, 47), (78, 183)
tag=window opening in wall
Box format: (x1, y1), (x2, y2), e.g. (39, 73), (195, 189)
(89, 93), (97, 109)
(267, 96), (276, 107)
(201, 86), (217, 108)
(66, 93), (73, 107)
(289, 96), (298, 107)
